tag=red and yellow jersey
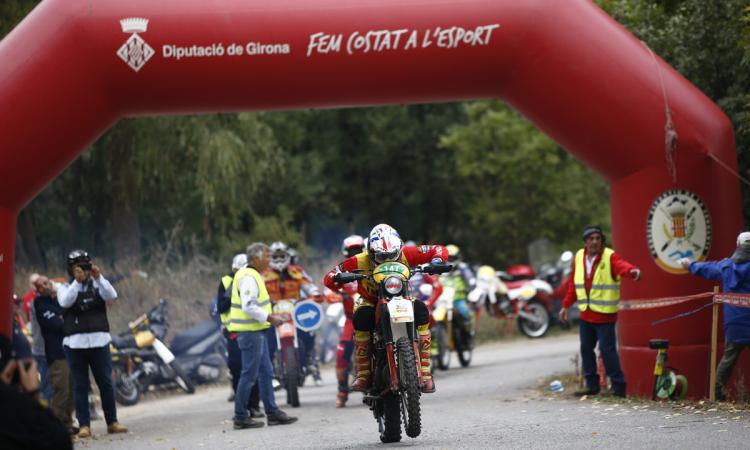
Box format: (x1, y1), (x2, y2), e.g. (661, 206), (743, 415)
(323, 245), (448, 304)
(263, 265), (311, 302)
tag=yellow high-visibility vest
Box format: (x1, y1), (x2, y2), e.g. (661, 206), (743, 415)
(219, 275), (233, 326)
(574, 248), (620, 314)
(227, 267), (272, 332)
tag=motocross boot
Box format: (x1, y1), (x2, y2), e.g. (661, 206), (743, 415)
(336, 367), (349, 407)
(350, 331), (372, 392)
(418, 324), (436, 393)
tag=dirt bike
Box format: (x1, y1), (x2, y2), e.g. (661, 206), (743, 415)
(271, 297), (323, 407)
(110, 302), (195, 406)
(431, 285), (474, 370)
(469, 265), (552, 338)
(334, 261), (452, 443)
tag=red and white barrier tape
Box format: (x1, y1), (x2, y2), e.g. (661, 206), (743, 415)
(714, 293), (750, 307)
(619, 292), (714, 310)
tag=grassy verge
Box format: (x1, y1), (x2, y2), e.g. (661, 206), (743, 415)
(534, 371), (750, 412)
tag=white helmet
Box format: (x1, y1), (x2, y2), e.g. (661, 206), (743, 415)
(367, 224), (403, 264)
(342, 234), (365, 257)
(269, 241), (291, 271)
(231, 253), (247, 270)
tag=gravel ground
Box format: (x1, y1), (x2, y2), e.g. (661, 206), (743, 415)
(74, 333), (750, 449)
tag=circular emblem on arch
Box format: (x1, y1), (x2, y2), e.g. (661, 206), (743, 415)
(647, 189), (711, 274)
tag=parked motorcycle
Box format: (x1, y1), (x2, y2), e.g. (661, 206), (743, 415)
(110, 302), (195, 406)
(334, 261), (452, 443)
(111, 300), (228, 406)
(169, 319), (227, 384)
(539, 250), (578, 327)
(468, 265), (553, 338)
(430, 284), (474, 370)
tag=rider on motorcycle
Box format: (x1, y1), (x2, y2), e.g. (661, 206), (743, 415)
(331, 234), (366, 407)
(323, 224), (448, 394)
(440, 245), (476, 329)
(262, 241), (323, 384)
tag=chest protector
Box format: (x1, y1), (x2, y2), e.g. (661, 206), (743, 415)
(228, 267), (272, 332)
(264, 267), (304, 301)
(440, 271), (468, 299)
(354, 252), (410, 302)
(574, 248), (620, 314)
(62, 280), (110, 336)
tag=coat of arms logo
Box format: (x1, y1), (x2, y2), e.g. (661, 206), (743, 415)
(646, 189), (712, 274)
(116, 18), (154, 72)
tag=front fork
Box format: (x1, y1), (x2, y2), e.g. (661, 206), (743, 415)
(380, 300), (424, 392)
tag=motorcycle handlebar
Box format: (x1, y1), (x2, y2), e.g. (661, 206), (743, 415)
(334, 263), (453, 284)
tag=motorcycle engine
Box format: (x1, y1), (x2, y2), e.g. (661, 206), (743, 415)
(143, 361), (158, 376)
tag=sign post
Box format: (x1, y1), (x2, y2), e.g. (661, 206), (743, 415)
(709, 286), (719, 401)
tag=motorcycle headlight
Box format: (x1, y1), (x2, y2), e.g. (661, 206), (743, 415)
(384, 276), (403, 295)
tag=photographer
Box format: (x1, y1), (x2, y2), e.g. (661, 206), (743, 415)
(57, 250), (127, 439)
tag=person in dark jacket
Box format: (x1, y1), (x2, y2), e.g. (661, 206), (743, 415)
(681, 231), (750, 400)
(57, 250), (127, 438)
(34, 275), (74, 432)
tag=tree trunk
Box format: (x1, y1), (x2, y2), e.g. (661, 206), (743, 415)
(109, 130), (141, 263)
(16, 208), (45, 268)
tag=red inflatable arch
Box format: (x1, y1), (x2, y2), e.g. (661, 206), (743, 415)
(0, 0), (743, 397)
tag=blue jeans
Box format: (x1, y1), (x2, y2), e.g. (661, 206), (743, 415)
(64, 345), (118, 427)
(579, 320), (626, 392)
(265, 326), (278, 369)
(34, 353), (53, 401)
(235, 330), (279, 419)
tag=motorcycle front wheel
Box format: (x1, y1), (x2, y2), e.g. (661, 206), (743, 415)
(455, 324), (474, 368)
(283, 346), (300, 407)
(170, 362), (196, 394)
(517, 299), (551, 338)
(396, 337), (421, 439)
(113, 367), (141, 406)
(433, 323), (450, 371)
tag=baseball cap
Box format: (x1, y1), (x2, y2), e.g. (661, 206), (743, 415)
(737, 232), (750, 247)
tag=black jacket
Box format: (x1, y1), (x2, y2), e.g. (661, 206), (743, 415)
(34, 296), (65, 363)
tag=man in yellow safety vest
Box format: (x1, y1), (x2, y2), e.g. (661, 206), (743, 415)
(559, 225), (641, 397)
(228, 243), (297, 430)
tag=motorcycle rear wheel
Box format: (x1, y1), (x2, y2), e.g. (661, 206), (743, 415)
(455, 326), (473, 367)
(284, 346), (300, 407)
(396, 337), (421, 439)
(517, 299), (551, 338)
(380, 393), (402, 443)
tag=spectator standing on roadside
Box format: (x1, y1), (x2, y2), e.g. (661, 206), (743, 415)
(228, 243), (297, 429)
(34, 275), (75, 433)
(681, 231), (750, 400)
(217, 253), (263, 417)
(559, 225), (641, 398)
(57, 250), (127, 439)
(25, 275), (54, 405)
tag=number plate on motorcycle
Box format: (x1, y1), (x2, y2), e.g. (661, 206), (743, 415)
(387, 298), (414, 323)
(278, 322), (295, 338)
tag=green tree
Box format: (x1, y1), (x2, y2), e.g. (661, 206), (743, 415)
(441, 102), (610, 266)
(598, 0), (750, 225)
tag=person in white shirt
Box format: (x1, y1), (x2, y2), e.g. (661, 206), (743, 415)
(228, 243), (297, 429)
(57, 249), (127, 439)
